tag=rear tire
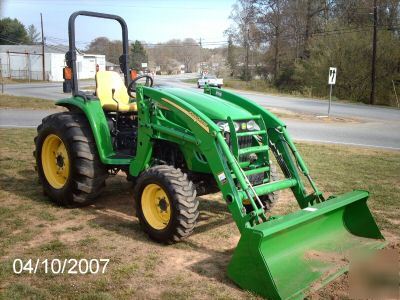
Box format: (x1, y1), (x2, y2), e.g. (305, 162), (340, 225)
(134, 165), (198, 243)
(34, 112), (108, 206)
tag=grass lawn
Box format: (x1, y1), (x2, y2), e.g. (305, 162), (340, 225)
(0, 128), (399, 299)
(182, 78), (198, 84)
(0, 94), (57, 110)
(1, 78), (48, 84)
(223, 79), (280, 94)
(183, 78), (344, 102)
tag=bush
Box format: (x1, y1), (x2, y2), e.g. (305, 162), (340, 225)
(294, 30), (400, 105)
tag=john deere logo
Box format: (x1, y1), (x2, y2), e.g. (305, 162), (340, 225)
(161, 98), (210, 133)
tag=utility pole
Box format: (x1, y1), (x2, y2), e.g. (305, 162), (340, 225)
(0, 58), (4, 93)
(199, 37), (203, 74)
(245, 28), (249, 81)
(40, 13), (45, 81)
(370, 0), (377, 105)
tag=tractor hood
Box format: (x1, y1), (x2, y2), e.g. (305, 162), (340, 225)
(161, 88), (253, 120)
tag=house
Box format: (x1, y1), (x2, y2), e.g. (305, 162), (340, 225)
(0, 45), (106, 82)
(105, 61), (120, 72)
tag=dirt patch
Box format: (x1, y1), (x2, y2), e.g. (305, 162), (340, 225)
(305, 250), (348, 264)
(305, 250), (349, 292)
(309, 242), (400, 299)
(308, 273), (350, 300)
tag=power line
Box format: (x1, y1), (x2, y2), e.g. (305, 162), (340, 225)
(46, 36), (91, 45)
(0, 36), (23, 45)
(10, 0), (212, 10)
(0, 34), (69, 54)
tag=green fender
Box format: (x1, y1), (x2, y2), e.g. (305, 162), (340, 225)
(56, 96), (129, 165)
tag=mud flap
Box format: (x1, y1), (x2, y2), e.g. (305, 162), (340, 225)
(227, 190), (385, 300)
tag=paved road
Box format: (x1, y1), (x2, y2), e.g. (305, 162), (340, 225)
(156, 75), (400, 122)
(1, 75), (399, 150)
(2, 80), (95, 100)
(0, 109), (56, 128)
(156, 75), (400, 150)
(1, 109), (398, 150)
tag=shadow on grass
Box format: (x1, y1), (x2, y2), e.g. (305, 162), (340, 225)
(1, 168), (240, 288)
(0, 169), (51, 204)
(1, 169), (235, 243)
(86, 181), (234, 241)
(189, 251), (236, 285)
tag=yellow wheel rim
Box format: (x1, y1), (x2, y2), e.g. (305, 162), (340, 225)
(141, 183), (171, 230)
(41, 134), (70, 189)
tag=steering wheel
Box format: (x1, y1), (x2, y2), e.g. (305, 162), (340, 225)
(127, 75), (154, 98)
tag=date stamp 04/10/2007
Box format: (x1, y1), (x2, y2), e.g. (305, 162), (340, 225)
(12, 258), (110, 275)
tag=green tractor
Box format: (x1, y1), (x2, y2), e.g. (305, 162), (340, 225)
(35, 11), (386, 299)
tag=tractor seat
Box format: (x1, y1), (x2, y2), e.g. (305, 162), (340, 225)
(95, 71), (137, 112)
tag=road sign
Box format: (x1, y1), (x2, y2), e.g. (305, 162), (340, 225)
(141, 63), (148, 68)
(328, 67), (337, 85)
(327, 67), (337, 116)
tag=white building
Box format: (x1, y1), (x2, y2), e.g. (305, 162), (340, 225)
(0, 45), (105, 82)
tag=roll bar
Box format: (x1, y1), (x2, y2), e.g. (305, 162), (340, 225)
(67, 11), (130, 97)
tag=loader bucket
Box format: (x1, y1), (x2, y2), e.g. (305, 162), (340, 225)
(227, 190), (385, 300)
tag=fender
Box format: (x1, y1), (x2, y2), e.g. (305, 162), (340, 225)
(56, 97), (129, 165)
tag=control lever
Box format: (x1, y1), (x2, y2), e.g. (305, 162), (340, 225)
(111, 88), (119, 111)
(111, 88), (120, 140)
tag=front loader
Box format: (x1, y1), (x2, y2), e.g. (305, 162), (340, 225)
(34, 11), (386, 299)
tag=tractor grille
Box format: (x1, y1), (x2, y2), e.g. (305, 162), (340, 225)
(224, 133), (253, 162)
(238, 135), (252, 162)
(224, 133), (264, 185)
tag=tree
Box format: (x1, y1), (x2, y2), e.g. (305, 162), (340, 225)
(176, 38), (200, 73)
(255, 0), (288, 81)
(27, 24), (40, 44)
(295, 29), (400, 105)
(86, 37), (122, 65)
(226, 0), (400, 106)
(226, 36), (238, 76)
(146, 39), (201, 73)
(227, 0), (257, 80)
(0, 18), (29, 45)
(130, 40), (148, 70)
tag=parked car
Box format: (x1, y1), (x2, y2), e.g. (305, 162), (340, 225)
(197, 75), (223, 88)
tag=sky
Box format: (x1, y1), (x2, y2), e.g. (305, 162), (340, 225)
(1, 0), (235, 48)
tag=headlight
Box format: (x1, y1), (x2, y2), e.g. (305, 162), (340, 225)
(247, 120), (260, 131)
(233, 122), (240, 132)
(216, 121), (239, 132)
(216, 121), (228, 132)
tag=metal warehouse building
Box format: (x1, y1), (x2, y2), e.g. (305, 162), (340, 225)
(0, 45), (105, 82)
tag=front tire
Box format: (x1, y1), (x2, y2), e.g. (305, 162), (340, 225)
(259, 163), (280, 210)
(34, 112), (108, 206)
(134, 165), (198, 243)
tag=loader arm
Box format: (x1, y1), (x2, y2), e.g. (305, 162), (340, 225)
(205, 87), (324, 208)
(201, 87), (385, 299)
(132, 86), (268, 231)
(131, 85), (334, 229)
(132, 86), (385, 299)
